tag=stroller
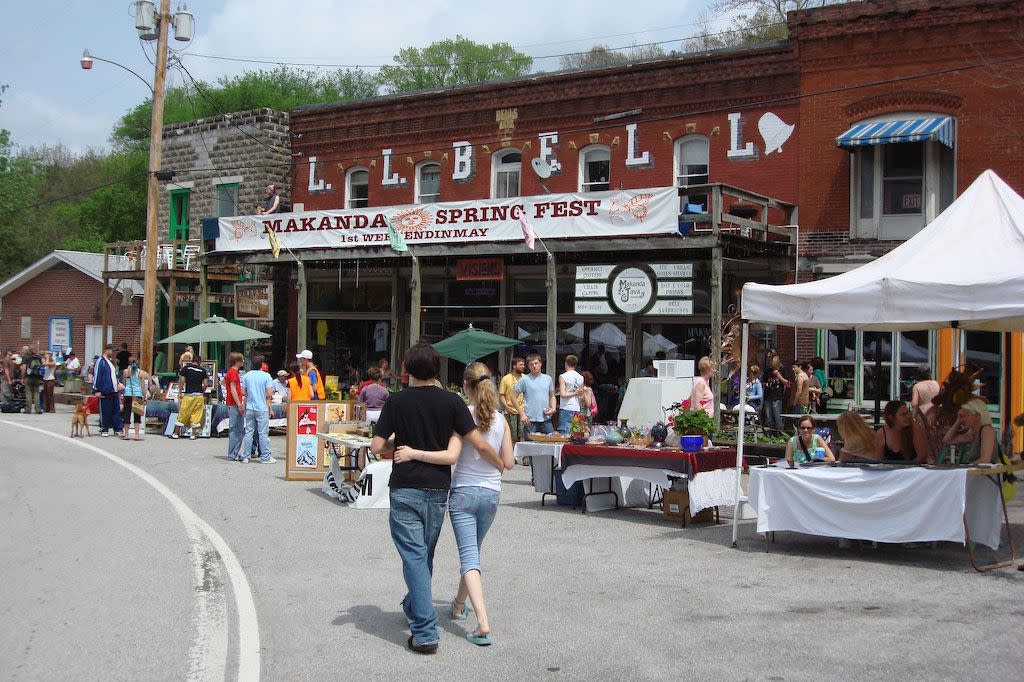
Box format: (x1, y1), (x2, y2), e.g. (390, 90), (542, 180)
(1, 380), (26, 413)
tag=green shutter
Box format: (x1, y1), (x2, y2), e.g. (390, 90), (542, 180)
(170, 188), (190, 239)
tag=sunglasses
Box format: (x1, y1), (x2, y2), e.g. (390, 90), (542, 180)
(799, 426), (814, 430)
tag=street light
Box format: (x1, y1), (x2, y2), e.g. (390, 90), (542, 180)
(83, 1), (194, 374)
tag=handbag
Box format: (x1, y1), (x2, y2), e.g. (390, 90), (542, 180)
(131, 398), (147, 418)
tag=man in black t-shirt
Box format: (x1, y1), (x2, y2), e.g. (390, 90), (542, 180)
(371, 342), (499, 654)
(171, 356), (209, 440)
(116, 342), (131, 373)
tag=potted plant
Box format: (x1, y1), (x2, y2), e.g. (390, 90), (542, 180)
(667, 400), (717, 452)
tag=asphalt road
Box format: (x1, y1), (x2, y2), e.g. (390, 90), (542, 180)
(2, 408), (1023, 681)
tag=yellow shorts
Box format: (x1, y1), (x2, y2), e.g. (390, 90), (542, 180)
(176, 395), (206, 428)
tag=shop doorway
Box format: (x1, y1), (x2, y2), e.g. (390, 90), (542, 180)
(307, 318), (392, 392)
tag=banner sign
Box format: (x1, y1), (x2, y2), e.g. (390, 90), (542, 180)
(575, 263), (693, 316)
(215, 187), (679, 253)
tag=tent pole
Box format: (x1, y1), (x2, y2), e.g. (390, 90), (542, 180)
(731, 321), (750, 547)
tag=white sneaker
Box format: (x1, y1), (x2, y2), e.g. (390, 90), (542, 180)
(241, 457), (250, 464)
(100, 432), (109, 437)
(258, 457), (277, 464)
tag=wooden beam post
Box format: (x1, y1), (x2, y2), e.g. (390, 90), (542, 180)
(410, 254), (421, 345)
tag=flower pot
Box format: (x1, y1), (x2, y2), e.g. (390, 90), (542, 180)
(681, 435), (705, 453)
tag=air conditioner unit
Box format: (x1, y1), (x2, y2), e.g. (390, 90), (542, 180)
(654, 359), (694, 378)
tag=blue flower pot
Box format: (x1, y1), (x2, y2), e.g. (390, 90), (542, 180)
(681, 435), (705, 453)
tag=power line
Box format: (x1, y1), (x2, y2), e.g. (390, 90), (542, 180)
(182, 23), (784, 71)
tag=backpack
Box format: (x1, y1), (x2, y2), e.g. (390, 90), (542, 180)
(24, 354), (42, 381)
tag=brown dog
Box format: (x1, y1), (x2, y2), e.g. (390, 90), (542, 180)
(71, 401), (90, 438)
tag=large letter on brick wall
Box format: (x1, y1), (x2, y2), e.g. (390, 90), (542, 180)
(624, 123), (651, 168)
(307, 156), (332, 192)
(381, 148), (407, 187)
(727, 113), (755, 159)
(537, 132), (562, 174)
(452, 141), (474, 182)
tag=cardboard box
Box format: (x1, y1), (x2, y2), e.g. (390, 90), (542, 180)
(662, 490), (715, 526)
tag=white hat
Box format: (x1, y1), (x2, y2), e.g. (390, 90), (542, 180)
(296, 349), (313, 360)
(277, 369), (289, 377)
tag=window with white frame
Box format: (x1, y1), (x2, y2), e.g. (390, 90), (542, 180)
(824, 329), (934, 404)
(346, 167), (369, 208)
(415, 162), (441, 204)
(847, 113), (956, 241)
(579, 145), (610, 192)
(674, 136), (710, 211)
(491, 149), (521, 199)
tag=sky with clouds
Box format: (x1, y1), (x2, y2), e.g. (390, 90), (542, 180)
(0, 0), (724, 154)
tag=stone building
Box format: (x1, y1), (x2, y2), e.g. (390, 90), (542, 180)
(158, 108), (291, 240)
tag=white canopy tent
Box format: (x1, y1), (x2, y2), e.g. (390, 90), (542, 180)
(730, 169), (1024, 545)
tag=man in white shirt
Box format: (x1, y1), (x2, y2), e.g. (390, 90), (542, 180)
(557, 354), (585, 432)
(271, 370), (291, 402)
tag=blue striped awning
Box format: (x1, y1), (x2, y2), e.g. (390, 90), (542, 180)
(836, 117), (955, 148)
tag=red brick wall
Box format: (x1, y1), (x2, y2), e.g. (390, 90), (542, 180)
(793, 0), (1024, 234)
(290, 44), (800, 211)
(0, 264), (141, 355)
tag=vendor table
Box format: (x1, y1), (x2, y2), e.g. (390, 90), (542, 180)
(143, 400), (287, 434)
(513, 442), (565, 505)
(747, 463), (1019, 571)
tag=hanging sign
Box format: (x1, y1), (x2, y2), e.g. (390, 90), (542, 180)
(49, 317), (71, 354)
(234, 283), (273, 321)
(216, 187), (679, 253)
(575, 263), (693, 316)
(455, 258), (504, 281)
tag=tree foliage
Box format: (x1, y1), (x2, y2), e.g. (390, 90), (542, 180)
(378, 36), (533, 93)
(113, 66), (380, 149)
(559, 44), (669, 72)
(684, 1), (840, 51)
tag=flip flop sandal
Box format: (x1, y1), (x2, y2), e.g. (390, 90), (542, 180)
(450, 600), (469, 621)
(467, 632), (492, 646)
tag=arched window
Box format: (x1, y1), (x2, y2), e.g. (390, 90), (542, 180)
(415, 161), (441, 204)
(345, 167), (369, 209)
(491, 148), (521, 199)
(674, 136), (709, 211)
(579, 145), (611, 192)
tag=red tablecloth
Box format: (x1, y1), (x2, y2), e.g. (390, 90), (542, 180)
(559, 444), (742, 477)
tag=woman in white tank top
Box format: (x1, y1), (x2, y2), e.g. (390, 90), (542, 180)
(448, 362), (514, 645)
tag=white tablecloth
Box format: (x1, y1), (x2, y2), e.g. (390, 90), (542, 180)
(688, 468), (741, 516)
(747, 466), (1003, 549)
(560, 465), (667, 512)
(514, 442), (564, 494)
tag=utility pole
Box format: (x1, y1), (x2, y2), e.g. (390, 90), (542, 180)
(139, 0), (171, 374)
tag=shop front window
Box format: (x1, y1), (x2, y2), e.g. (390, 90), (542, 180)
(898, 331), (930, 401)
(307, 280), (391, 313)
(964, 331), (1001, 406)
(826, 330), (856, 400)
(306, 319), (391, 391)
(862, 331), (894, 403)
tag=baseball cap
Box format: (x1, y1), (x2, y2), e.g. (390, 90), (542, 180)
(277, 370), (289, 377)
(296, 350), (313, 360)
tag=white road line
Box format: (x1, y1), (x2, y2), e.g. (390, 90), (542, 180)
(2, 421), (261, 682)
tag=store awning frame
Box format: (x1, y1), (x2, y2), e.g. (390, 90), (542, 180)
(835, 116), (955, 149)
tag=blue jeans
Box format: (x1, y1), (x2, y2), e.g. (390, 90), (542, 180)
(448, 487), (500, 575)
(558, 409), (580, 433)
(524, 418), (553, 436)
(241, 409), (271, 461)
(762, 399), (783, 431)
(390, 488), (449, 646)
(227, 407), (244, 460)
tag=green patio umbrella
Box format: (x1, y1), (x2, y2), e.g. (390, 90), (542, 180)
(432, 324), (519, 365)
(158, 316), (271, 344)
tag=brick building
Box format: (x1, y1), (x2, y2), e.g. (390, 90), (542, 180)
(790, 0), (1024, 418)
(0, 251), (142, 361)
(205, 0), (1023, 422)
